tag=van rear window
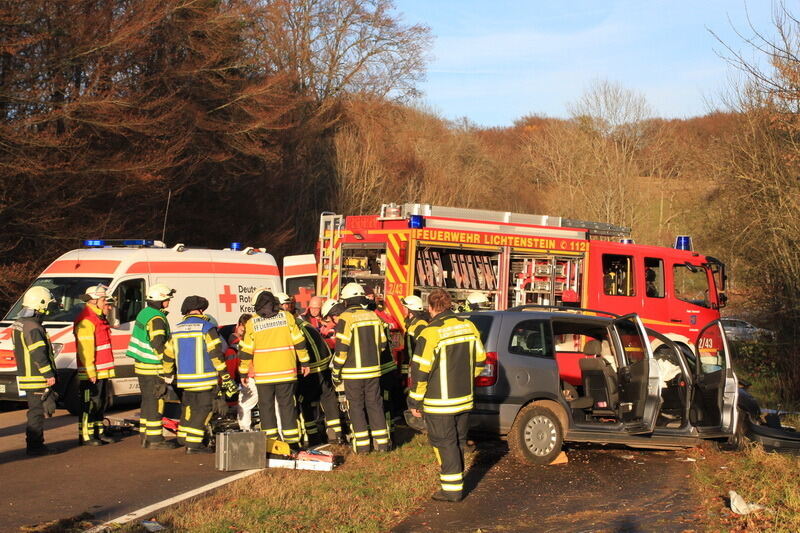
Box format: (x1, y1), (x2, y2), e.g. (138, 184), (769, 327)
(466, 315), (494, 347)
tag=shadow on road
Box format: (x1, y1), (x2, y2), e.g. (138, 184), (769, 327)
(463, 438), (506, 497)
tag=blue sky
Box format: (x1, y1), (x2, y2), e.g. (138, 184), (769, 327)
(397, 0), (778, 126)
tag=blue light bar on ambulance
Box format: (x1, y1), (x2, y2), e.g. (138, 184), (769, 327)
(674, 235), (693, 251)
(122, 239), (154, 247)
(230, 242), (242, 251)
(408, 215), (425, 229)
(83, 239), (105, 247)
(620, 238), (634, 244)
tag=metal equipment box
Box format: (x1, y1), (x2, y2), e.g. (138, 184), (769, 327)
(215, 431), (267, 471)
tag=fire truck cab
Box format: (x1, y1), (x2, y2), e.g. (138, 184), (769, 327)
(316, 203), (726, 351)
(0, 240), (315, 412)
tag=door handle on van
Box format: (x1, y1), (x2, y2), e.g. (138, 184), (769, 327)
(671, 319), (683, 323)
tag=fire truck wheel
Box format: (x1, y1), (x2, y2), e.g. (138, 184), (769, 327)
(508, 403), (564, 465)
(63, 375), (80, 416)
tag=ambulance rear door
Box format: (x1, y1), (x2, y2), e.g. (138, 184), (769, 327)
(283, 254), (317, 313)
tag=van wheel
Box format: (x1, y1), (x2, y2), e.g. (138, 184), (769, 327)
(508, 404), (564, 465)
(63, 375), (80, 416)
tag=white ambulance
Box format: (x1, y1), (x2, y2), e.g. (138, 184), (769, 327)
(0, 239), (316, 413)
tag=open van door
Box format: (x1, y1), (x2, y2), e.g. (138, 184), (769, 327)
(692, 320), (738, 435)
(613, 314), (662, 434)
(282, 254), (317, 313)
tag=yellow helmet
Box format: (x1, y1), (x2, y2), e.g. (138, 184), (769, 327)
(341, 282), (365, 299)
(22, 286), (55, 313)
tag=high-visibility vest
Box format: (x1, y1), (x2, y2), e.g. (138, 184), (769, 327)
(126, 306), (169, 365)
(239, 311), (309, 384)
(173, 315), (220, 390)
(73, 304), (115, 380)
(332, 307), (386, 380)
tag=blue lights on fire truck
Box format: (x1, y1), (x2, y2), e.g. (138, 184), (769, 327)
(408, 215), (425, 229)
(674, 235), (693, 251)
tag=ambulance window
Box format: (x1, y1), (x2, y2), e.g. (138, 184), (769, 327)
(508, 320), (552, 358)
(115, 278), (146, 323)
(673, 264), (711, 309)
(644, 258), (665, 298)
(602, 254), (635, 296)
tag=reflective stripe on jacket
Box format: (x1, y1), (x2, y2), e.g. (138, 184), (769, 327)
(74, 303), (115, 380)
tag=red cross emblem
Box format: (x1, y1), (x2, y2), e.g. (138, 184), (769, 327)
(294, 286), (315, 310)
(0, 328), (12, 341)
(219, 285), (238, 313)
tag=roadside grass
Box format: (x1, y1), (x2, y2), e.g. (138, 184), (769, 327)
(693, 442), (800, 532)
(119, 431), (442, 533)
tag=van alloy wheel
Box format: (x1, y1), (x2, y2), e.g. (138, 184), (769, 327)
(524, 415), (557, 456)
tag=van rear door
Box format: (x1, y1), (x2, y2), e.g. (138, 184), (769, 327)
(692, 320), (738, 435)
(613, 314), (662, 434)
(283, 254), (317, 313)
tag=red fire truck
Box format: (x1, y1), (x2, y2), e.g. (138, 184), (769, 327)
(315, 203), (726, 351)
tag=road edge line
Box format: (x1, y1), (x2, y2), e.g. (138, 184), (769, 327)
(85, 468), (262, 532)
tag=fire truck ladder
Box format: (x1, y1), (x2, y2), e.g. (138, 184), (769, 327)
(400, 204), (631, 238)
(318, 213), (344, 298)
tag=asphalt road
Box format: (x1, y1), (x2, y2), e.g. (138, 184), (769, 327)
(393, 441), (700, 533)
(0, 404), (231, 531)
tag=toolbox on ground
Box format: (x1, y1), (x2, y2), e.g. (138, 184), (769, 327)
(215, 431), (267, 471)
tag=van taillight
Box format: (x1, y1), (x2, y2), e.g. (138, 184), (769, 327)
(475, 352), (497, 387)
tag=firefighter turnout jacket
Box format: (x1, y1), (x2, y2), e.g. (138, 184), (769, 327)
(126, 306), (170, 375)
(408, 310), (486, 414)
(297, 317), (331, 374)
(12, 316), (56, 391)
(402, 313), (429, 375)
(162, 315), (226, 391)
(74, 303), (116, 381)
(332, 306), (388, 381)
(238, 311), (310, 384)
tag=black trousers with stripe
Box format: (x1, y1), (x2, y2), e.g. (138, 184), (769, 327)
(256, 381), (300, 443)
(137, 375), (165, 442)
(178, 389), (213, 449)
(25, 389), (46, 449)
(79, 379), (109, 442)
(425, 412), (470, 496)
(298, 371), (342, 442)
(344, 377), (388, 452)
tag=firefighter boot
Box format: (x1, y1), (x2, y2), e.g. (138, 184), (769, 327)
(144, 439), (181, 450)
(79, 437), (105, 446)
(26, 445), (51, 457)
(431, 490), (462, 502)
(186, 446), (214, 455)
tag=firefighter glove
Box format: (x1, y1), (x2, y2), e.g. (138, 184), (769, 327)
(42, 388), (59, 418)
(153, 377), (169, 399)
(219, 373), (238, 400)
(212, 390), (228, 416)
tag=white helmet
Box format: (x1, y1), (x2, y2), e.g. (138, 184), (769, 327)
(146, 283), (175, 302)
(466, 292), (489, 305)
(22, 286), (55, 313)
(275, 292), (293, 305)
(341, 282), (365, 299)
(401, 295), (424, 312)
(321, 299), (339, 318)
(84, 284), (109, 300)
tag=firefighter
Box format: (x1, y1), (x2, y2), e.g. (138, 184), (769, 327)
(238, 290), (310, 449)
(277, 293), (343, 445)
(13, 286), (58, 456)
(331, 282), (391, 453)
(74, 285), (116, 446)
(462, 291), (490, 312)
(162, 296), (235, 454)
(126, 283), (180, 449)
(320, 299), (342, 350)
(408, 288), (486, 502)
(400, 295), (430, 380)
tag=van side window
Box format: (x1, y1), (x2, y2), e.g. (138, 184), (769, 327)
(115, 279), (146, 324)
(644, 257), (665, 298)
(602, 254), (635, 296)
(508, 320), (552, 358)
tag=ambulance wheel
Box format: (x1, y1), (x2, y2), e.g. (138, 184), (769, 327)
(64, 375), (80, 416)
(508, 403), (563, 465)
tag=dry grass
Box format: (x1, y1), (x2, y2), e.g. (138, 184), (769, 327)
(120, 432), (441, 533)
(692, 442), (800, 532)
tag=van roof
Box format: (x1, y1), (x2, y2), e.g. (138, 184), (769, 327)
(40, 246), (280, 278)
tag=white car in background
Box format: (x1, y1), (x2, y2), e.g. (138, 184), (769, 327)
(721, 318), (775, 343)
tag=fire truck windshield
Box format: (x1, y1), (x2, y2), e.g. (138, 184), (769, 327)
(672, 264), (712, 309)
(3, 277), (113, 323)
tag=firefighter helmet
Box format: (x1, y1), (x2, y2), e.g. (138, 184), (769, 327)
(401, 295), (424, 312)
(146, 284), (175, 302)
(22, 286), (55, 313)
(84, 284), (109, 300)
(275, 292), (293, 305)
(321, 298), (340, 318)
(341, 282), (365, 299)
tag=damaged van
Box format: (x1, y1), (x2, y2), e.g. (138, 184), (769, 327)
(467, 307), (741, 464)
